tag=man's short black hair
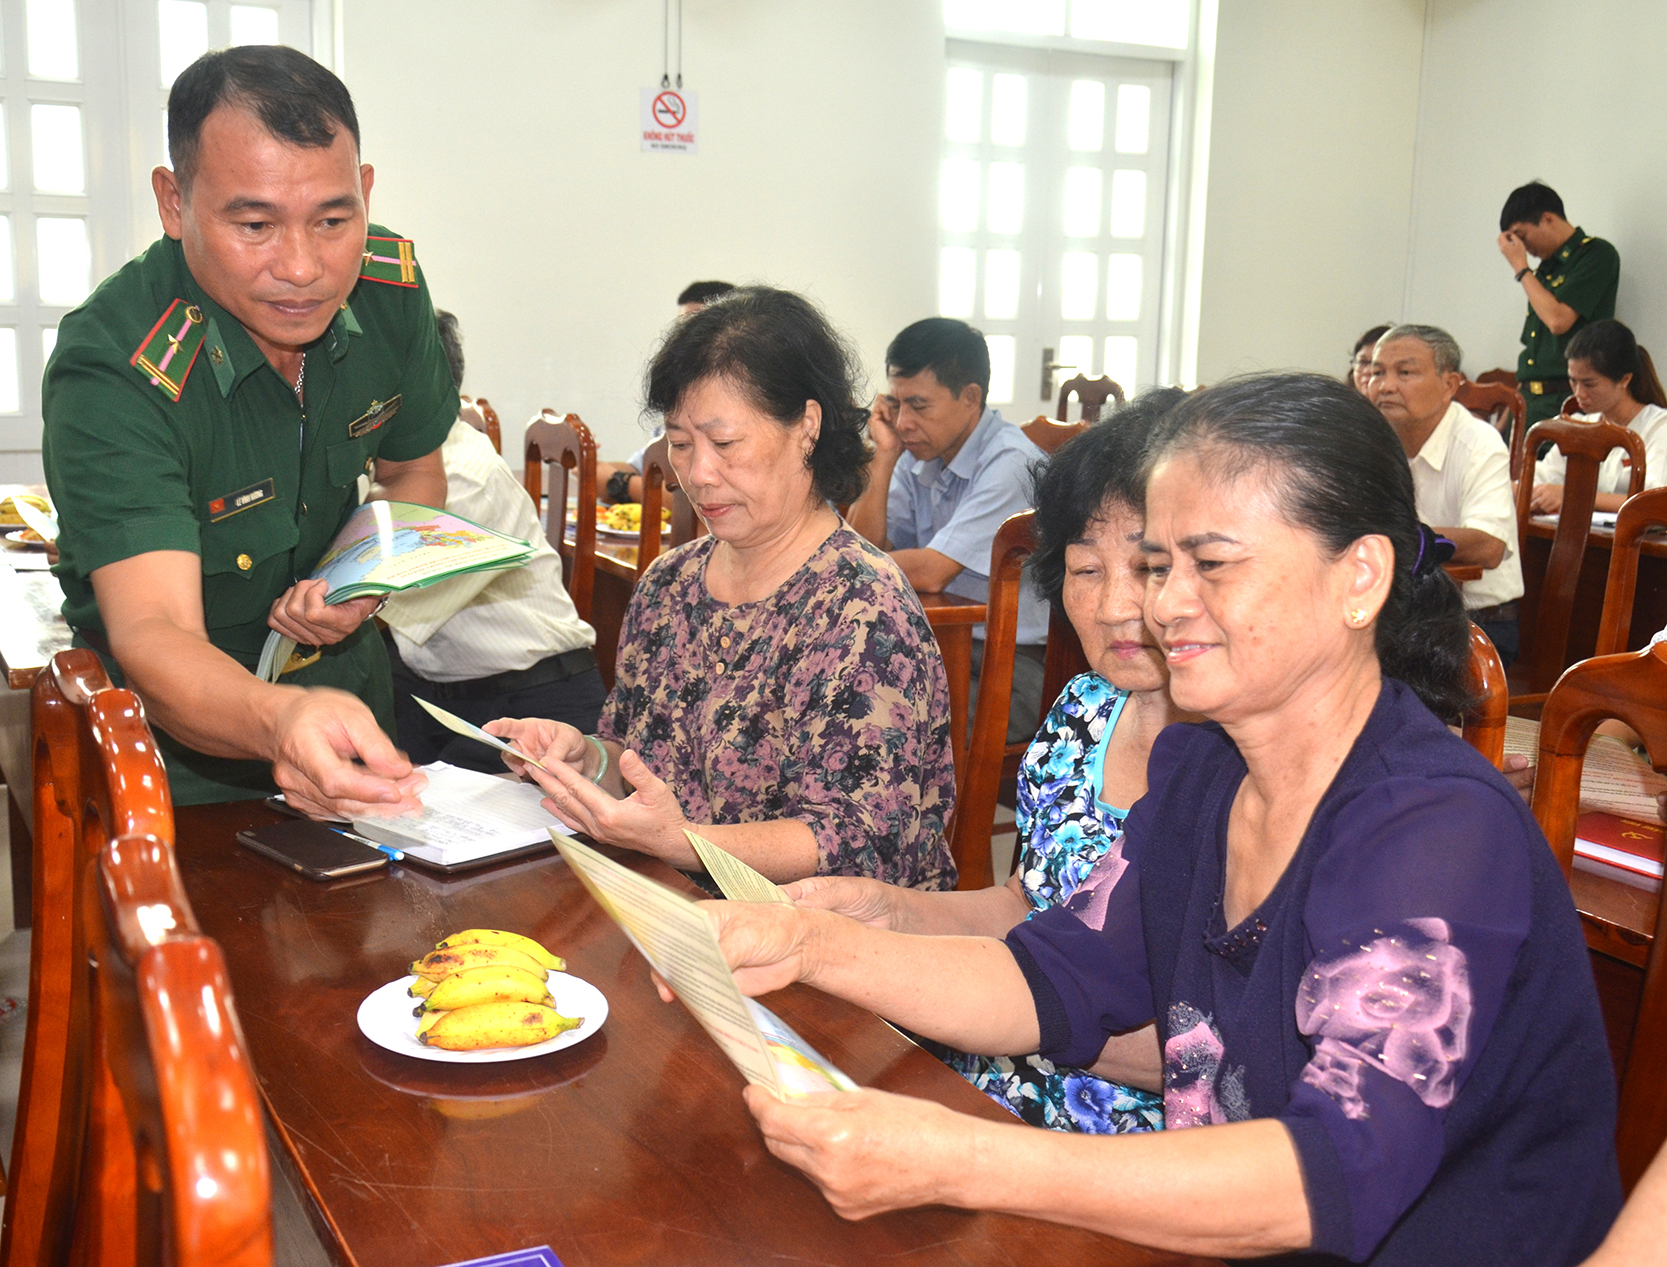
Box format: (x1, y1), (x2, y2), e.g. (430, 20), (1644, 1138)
(885, 318), (991, 409)
(677, 280), (736, 307)
(1499, 181), (1565, 232)
(168, 46), (360, 192)
(434, 310), (464, 390)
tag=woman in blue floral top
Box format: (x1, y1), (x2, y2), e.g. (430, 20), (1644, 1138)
(788, 389), (1194, 1133)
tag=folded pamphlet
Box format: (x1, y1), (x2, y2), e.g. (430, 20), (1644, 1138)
(410, 696), (551, 772)
(256, 500), (533, 682)
(351, 762), (570, 868)
(1504, 714), (1667, 821)
(684, 828), (791, 904)
(551, 832), (855, 1097)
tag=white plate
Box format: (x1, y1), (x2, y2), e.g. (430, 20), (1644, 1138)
(3, 530), (45, 550)
(357, 970), (607, 1063)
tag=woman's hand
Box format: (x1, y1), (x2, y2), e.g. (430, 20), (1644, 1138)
(744, 1085), (973, 1220)
(483, 717), (592, 778)
(1529, 483), (1565, 515)
(653, 900), (819, 1000)
(1502, 752), (1535, 803)
(781, 876), (904, 930)
(522, 747), (697, 866)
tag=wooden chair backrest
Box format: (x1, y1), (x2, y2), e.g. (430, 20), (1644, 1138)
(1022, 415), (1087, 456)
(1596, 487), (1667, 657)
(1054, 374), (1124, 423)
(636, 436), (702, 579)
(1514, 419), (1647, 694)
(1474, 368), (1518, 389)
(468, 397), (503, 454)
(1531, 641), (1667, 1191)
(523, 412), (597, 620)
(91, 835), (270, 1267)
(1454, 380), (1528, 480)
(1460, 623), (1508, 767)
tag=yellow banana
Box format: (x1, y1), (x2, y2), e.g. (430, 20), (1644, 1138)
(408, 944), (546, 981)
(419, 967), (553, 1013)
(436, 929), (565, 972)
(408, 976), (439, 999)
(418, 1001), (583, 1050)
(415, 1009), (445, 1038)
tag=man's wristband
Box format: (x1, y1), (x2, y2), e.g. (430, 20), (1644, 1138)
(583, 734), (610, 785)
(1515, 266), (1532, 283)
(604, 469), (634, 503)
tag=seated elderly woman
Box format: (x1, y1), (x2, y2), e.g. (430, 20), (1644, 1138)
(490, 288), (956, 890)
(692, 374), (1622, 1263)
(1530, 318), (1667, 515)
(789, 389), (1191, 1134)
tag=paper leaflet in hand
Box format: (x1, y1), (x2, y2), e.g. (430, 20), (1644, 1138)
(684, 828), (791, 904)
(255, 500), (534, 682)
(409, 696), (551, 772)
(550, 832), (855, 1097)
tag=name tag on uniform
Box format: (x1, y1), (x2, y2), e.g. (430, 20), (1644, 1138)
(208, 478), (276, 522)
(348, 394), (402, 438)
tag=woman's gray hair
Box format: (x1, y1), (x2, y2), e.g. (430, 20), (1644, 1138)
(1378, 324), (1464, 377)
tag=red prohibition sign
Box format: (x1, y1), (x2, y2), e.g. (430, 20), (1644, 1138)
(652, 91), (686, 128)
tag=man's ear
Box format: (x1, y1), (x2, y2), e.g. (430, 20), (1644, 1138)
(960, 382), (984, 412)
(153, 166), (184, 240)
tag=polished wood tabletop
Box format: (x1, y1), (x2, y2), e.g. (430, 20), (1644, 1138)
(0, 564), (66, 690)
(175, 799), (1212, 1267)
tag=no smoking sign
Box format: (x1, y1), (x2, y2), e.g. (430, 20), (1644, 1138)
(641, 87), (699, 154)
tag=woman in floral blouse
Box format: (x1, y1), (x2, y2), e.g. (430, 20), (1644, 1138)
(789, 390), (1192, 1133)
(490, 288), (956, 890)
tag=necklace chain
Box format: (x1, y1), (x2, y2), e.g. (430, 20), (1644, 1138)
(293, 355), (306, 400)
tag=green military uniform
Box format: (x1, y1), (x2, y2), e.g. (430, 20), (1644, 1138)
(1517, 227), (1619, 426)
(42, 225), (457, 805)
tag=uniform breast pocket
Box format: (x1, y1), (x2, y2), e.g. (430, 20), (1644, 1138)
(326, 438), (378, 488)
(199, 508), (300, 631)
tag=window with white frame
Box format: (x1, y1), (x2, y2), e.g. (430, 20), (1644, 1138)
(0, 0), (311, 482)
(940, 0), (1191, 417)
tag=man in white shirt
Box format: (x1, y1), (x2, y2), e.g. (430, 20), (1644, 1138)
(380, 313), (602, 770)
(1370, 323), (1524, 666)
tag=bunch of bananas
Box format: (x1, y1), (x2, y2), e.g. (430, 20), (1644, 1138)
(0, 494), (49, 528)
(407, 928), (582, 1050)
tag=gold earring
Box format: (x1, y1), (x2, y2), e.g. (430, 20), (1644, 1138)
(1349, 607), (1368, 626)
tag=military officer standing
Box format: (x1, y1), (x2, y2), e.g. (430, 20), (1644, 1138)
(1497, 181), (1620, 427)
(42, 46), (454, 817)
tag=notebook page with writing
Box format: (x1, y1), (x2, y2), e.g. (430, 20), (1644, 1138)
(351, 763), (570, 865)
(1504, 715), (1667, 820)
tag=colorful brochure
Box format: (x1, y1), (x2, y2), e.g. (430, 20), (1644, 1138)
(255, 500), (533, 682)
(550, 832), (855, 1097)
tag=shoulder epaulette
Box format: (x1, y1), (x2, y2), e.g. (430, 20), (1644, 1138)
(360, 235), (419, 287)
(130, 299), (206, 402)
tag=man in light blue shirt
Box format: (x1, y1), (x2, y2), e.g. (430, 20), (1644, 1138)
(848, 318), (1048, 743)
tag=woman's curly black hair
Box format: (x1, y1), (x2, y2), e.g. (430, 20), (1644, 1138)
(1028, 387), (1188, 612)
(643, 286), (872, 507)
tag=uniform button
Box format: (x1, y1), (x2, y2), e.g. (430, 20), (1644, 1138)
(300, 502), (309, 516)
(236, 553), (253, 571)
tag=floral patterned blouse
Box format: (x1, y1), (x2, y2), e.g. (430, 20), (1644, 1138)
(939, 673), (1164, 1133)
(599, 525), (957, 890)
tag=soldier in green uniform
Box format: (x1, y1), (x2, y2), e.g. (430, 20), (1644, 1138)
(1497, 181), (1620, 427)
(42, 46), (455, 817)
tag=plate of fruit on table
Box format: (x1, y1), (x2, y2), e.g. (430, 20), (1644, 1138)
(357, 928), (607, 1063)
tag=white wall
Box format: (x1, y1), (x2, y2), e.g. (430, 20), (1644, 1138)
(1405, 0), (1667, 377)
(343, 0), (942, 464)
(1192, 0), (1428, 383)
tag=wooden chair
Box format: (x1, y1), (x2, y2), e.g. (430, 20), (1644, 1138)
(1531, 641), (1667, 1192)
(523, 411), (598, 620)
(465, 396), (502, 454)
(1595, 487), (1667, 657)
(1455, 380), (1528, 481)
(1512, 419), (1645, 700)
(1475, 368), (1518, 389)
(636, 435), (702, 579)
(1022, 415), (1086, 456)
(7, 649), (270, 1265)
(1461, 622), (1508, 768)
(946, 512), (1088, 890)
(1055, 374), (1123, 423)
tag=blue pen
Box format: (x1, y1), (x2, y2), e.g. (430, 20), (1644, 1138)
(368, 843), (404, 862)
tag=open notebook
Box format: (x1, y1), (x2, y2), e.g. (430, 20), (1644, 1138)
(351, 762), (570, 870)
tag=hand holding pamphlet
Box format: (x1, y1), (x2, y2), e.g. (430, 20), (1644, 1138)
(256, 500), (534, 682)
(550, 832), (855, 1097)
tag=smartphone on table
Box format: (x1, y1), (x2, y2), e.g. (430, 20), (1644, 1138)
(235, 819), (389, 881)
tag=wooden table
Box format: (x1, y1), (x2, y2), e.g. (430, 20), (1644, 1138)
(1521, 518), (1667, 667)
(175, 799), (1211, 1267)
(0, 565), (68, 690)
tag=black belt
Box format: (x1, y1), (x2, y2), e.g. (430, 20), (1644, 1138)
(398, 646), (597, 701)
(1469, 601), (1519, 623)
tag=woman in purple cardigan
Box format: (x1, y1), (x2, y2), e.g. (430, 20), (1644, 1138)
(692, 373), (1622, 1265)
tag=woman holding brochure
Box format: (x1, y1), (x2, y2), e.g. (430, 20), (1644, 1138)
(489, 288), (956, 891)
(790, 390), (1189, 1135)
(690, 376), (1622, 1263)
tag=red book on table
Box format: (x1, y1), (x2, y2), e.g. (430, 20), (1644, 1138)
(1573, 811), (1665, 892)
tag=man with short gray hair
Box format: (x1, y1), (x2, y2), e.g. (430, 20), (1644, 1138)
(1369, 324), (1523, 665)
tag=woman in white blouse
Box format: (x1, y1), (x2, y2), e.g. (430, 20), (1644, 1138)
(1530, 319), (1667, 514)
